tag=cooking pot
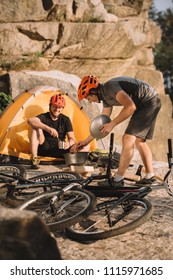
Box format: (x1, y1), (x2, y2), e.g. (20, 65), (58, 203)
(90, 115), (111, 139)
(64, 152), (88, 166)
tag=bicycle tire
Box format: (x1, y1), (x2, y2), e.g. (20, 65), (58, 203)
(18, 187), (97, 231)
(30, 171), (82, 182)
(66, 197), (153, 241)
(0, 164), (26, 195)
(8, 171), (83, 201)
(0, 164), (26, 178)
(164, 169), (173, 196)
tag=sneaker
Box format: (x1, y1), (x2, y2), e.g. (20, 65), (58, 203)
(136, 176), (157, 186)
(97, 178), (124, 187)
(113, 179), (124, 187)
(31, 157), (40, 169)
(97, 179), (110, 187)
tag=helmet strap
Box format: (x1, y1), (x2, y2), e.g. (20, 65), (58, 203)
(97, 85), (101, 103)
(89, 86), (101, 102)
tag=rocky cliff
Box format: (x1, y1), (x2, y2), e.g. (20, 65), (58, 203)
(0, 0), (172, 161)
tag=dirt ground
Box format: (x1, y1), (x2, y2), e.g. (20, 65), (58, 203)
(1, 161), (173, 260)
(57, 188), (173, 260)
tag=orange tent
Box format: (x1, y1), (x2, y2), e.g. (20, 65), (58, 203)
(0, 86), (96, 163)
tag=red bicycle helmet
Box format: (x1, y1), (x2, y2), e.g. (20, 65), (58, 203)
(78, 75), (99, 101)
(49, 94), (66, 107)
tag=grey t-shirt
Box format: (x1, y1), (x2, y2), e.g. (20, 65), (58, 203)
(100, 76), (157, 108)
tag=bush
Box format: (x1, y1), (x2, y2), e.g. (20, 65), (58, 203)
(0, 92), (12, 114)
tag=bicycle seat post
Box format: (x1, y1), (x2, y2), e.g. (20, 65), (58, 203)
(167, 138), (173, 169)
(106, 133), (114, 178)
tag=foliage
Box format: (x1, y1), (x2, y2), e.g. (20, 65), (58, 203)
(149, 2), (173, 100)
(0, 92), (12, 114)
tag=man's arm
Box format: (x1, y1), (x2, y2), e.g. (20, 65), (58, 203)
(111, 90), (136, 126)
(102, 106), (112, 117)
(100, 90), (136, 134)
(66, 131), (76, 147)
(27, 117), (58, 138)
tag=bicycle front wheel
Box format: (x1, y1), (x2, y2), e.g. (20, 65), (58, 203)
(66, 198), (153, 241)
(19, 188), (96, 231)
(164, 169), (173, 197)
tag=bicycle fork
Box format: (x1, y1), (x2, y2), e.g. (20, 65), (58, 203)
(49, 183), (82, 215)
(104, 192), (134, 227)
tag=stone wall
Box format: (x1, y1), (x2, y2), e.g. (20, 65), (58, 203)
(0, 0), (172, 161)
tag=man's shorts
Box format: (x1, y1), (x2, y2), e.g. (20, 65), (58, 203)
(38, 139), (70, 158)
(125, 94), (161, 140)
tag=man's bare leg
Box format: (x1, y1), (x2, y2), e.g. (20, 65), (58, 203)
(30, 128), (44, 158)
(135, 137), (153, 175)
(116, 133), (136, 178)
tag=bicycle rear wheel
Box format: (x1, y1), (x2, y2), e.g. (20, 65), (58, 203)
(0, 164), (26, 178)
(66, 197), (153, 241)
(8, 172), (83, 202)
(0, 164), (26, 194)
(30, 171), (82, 182)
(19, 187), (96, 231)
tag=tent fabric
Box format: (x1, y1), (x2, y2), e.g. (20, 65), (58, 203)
(0, 86), (96, 163)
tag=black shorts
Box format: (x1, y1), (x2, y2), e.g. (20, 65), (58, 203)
(38, 139), (70, 158)
(125, 94), (161, 139)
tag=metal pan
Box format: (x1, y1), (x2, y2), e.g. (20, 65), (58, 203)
(64, 152), (88, 166)
(90, 115), (111, 139)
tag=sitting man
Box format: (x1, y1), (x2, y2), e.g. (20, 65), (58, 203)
(27, 93), (78, 169)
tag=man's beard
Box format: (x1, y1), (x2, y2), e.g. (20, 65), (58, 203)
(49, 111), (59, 119)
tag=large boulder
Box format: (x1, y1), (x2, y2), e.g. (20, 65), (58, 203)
(0, 207), (61, 260)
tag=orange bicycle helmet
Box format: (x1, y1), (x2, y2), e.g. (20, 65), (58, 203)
(49, 94), (66, 107)
(78, 75), (99, 101)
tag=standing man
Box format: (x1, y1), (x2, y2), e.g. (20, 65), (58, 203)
(77, 75), (161, 186)
(28, 93), (77, 169)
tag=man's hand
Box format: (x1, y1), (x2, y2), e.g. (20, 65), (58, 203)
(77, 140), (87, 150)
(69, 144), (78, 153)
(100, 122), (114, 134)
(48, 127), (59, 138)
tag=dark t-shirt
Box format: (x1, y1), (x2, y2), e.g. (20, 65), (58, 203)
(37, 112), (73, 147)
(100, 76), (158, 108)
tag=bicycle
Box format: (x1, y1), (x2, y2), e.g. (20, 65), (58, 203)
(18, 133), (154, 239)
(0, 164), (84, 198)
(64, 138), (173, 241)
(0, 167), (97, 231)
(2, 135), (172, 240)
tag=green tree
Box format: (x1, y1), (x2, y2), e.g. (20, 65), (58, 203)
(149, 2), (173, 101)
(0, 92), (12, 114)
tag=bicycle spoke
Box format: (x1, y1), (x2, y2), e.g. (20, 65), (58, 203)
(66, 198), (153, 240)
(19, 189), (96, 231)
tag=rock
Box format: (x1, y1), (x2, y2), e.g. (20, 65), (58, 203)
(102, 0), (152, 18)
(84, 0), (118, 22)
(0, 0), (172, 161)
(0, 207), (61, 259)
(0, 0), (48, 22)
